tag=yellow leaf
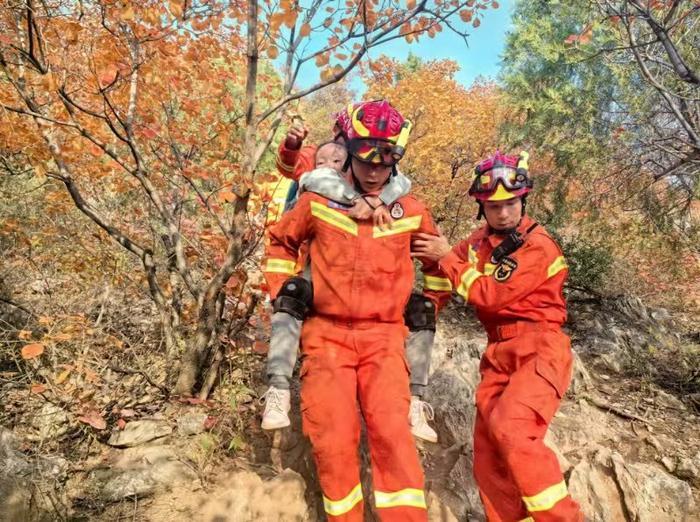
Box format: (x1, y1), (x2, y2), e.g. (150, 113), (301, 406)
(55, 369), (71, 385)
(21, 343), (44, 360)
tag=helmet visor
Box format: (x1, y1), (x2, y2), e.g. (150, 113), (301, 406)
(347, 138), (400, 166)
(470, 166), (530, 194)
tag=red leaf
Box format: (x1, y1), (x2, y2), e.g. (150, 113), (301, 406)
(78, 411), (107, 430)
(203, 416), (218, 430)
(253, 340), (268, 354)
(21, 343), (44, 360)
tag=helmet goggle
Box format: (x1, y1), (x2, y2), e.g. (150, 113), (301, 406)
(347, 138), (402, 166)
(469, 164), (532, 194)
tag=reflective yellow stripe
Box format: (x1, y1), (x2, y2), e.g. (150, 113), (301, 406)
(523, 480), (569, 512)
(547, 256), (568, 278)
(310, 201), (358, 236)
(468, 244), (479, 264)
(519, 518), (535, 522)
(484, 262), (497, 275)
(424, 275), (452, 291)
(323, 483), (363, 516)
(372, 215), (422, 238)
(374, 487), (426, 510)
(264, 258), (297, 274)
(456, 267), (483, 300)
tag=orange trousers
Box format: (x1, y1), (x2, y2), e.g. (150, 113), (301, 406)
(300, 316), (427, 522)
(473, 327), (583, 522)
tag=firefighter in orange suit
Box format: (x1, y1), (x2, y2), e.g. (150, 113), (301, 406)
(412, 151), (584, 522)
(263, 101), (450, 521)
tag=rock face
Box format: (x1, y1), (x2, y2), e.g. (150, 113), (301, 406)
(143, 468), (309, 522)
(107, 419), (172, 448)
(81, 444), (197, 501)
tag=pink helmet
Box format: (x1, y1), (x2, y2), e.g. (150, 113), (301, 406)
(468, 151), (532, 202)
(334, 100), (412, 166)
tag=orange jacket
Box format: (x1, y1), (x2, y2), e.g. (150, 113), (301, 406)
(275, 141), (316, 181)
(264, 192), (451, 323)
(439, 215), (568, 328)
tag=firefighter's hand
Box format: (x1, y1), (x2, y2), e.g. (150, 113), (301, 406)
(349, 197), (374, 220)
(284, 126), (308, 150)
(411, 232), (452, 261)
(373, 205), (394, 231)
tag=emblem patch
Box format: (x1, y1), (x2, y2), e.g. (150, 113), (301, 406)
(389, 202), (404, 219)
(494, 256), (518, 282)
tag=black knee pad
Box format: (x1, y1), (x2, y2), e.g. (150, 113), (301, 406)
(273, 277), (313, 320)
(404, 293), (436, 332)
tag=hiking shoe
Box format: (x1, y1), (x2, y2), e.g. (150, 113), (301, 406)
(409, 396), (438, 443)
(261, 386), (291, 430)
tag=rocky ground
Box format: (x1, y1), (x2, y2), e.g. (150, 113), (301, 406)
(1, 296), (698, 521)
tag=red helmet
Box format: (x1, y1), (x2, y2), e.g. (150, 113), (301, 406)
(468, 151), (532, 202)
(337, 100), (412, 166)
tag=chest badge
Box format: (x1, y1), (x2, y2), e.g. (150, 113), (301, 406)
(389, 202), (404, 219)
(494, 256), (518, 282)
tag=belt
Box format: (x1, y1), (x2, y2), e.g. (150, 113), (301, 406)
(486, 321), (560, 342)
(312, 315), (401, 330)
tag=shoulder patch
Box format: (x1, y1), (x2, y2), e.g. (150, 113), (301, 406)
(494, 256), (518, 282)
(389, 202), (404, 219)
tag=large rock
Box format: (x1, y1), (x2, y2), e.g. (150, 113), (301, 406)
(81, 444), (197, 501)
(144, 468), (309, 521)
(569, 446), (696, 521)
(0, 429), (32, 521)
(107, 419), (172, 447)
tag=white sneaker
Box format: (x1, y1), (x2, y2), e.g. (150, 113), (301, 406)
(261, 386), (291, 430)
(409, 396), (438, 443)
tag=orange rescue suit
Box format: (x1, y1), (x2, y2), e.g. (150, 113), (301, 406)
(438, 215), (583, 522)
(275, 140), (316, 181)
(264, 192), (450, 521)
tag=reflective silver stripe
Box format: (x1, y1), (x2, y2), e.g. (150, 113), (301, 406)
(523, 480), (568, 512)
(264, 258), (296, 274)
(323, 483), (363, 516)
(374, 487), (426, 509)
(547, 256), (567, 278)
(424, 275), (452, 291)
(456, 267), (483, 300)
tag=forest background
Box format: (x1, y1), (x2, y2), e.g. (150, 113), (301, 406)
(1, 0), (698, 432)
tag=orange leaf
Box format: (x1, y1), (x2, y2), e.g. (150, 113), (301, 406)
(99, 64), (118, 88)
(459, 9), (473, 22)
(18, 330), (32, 340)
(407, 0), (416, 9)
(117, 418), (127, 430)
(253, 340), (268, 354)
(300, 23), (311, 37)
(267, 45), (279, 59)
(473, 18), (481, 28)
(21, 343), (44, 360)
(78, 411), (107, 430)
(30, 383), (47, 394)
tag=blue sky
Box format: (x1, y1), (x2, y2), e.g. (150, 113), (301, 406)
(294, 0), (514, 92)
